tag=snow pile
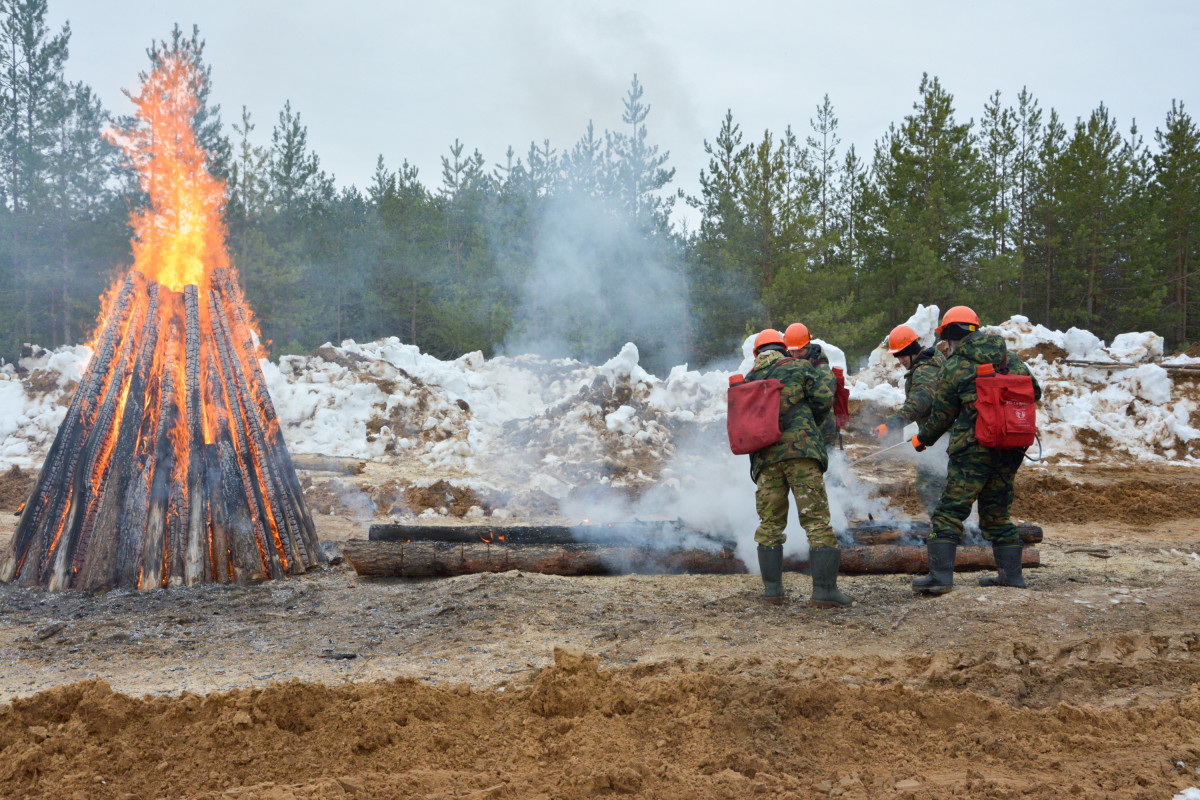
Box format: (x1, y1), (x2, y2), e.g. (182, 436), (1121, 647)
(0, 308), (1195, 532)
(0, 345), (91, 467)
(848, 304), (941, 407)
(849, 310), (1200, 464)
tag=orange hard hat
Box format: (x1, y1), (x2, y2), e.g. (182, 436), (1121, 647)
(753, 329), (785, 354)
(887, 324), (920, 355)
(784, 323), (810, 351)
(935, 305), (981, 336)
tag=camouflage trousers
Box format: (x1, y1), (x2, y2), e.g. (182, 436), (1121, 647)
(754, 458), (837, 548)
(930, 447), (1026, 545)
(915, 461), (945, 517)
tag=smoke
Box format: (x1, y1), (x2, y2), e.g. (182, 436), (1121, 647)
(824, 449), (910, 539)
(560, 424), (910, 574)
(499, 191), (687, 375)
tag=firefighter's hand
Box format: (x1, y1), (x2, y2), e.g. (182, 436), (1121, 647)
(911, 434), (926, 452)
(873, 423), (889, 440)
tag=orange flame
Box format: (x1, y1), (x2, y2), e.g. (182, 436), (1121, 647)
(108, 52), (229, 294)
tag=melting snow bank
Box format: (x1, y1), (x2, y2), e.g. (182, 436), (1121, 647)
(0, 309), (1196, 519)
(848, 306), (1200, 464)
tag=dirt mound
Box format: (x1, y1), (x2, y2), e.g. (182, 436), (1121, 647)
(1015, 471), (1200, 524)
(0, 465), (33, 511)
(2, 656), (1199, 799)
(405, 480), (487, 516)
(1018, 341), (1069, 363)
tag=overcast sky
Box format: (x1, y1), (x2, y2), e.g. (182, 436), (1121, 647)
(49, 0), (1199, 227)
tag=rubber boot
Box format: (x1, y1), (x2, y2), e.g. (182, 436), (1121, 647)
(979, 544), (1026, 588)
(810, 546), (853, 609)
(757, 545), (785, 605)
(913, 539), (956, 595)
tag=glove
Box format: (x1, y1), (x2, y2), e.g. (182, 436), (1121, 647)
(873, 423), (889, 440)
(911, 434), (926, 452)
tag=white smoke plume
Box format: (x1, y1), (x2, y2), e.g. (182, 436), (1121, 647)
(499, 191), (687, 376)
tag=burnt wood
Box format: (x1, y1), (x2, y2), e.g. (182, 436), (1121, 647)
(367, 521), (735, 549)
(2, 271), (322, 590)
(214, 270), (321, 565)
(343, 540), (1040, 579)
(846, 522), (1043, 545)
(342, 540), (745, 578)
(367, 521), (1043, 548)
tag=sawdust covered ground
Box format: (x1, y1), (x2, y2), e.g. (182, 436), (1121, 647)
(3, 463), (1200, 798)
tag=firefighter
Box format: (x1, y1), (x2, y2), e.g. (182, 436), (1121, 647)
(744, 329), (852, 608)
(909, 306), (1042, 594)
(873, 324), (947, 514)
(784, 322), (838, 450)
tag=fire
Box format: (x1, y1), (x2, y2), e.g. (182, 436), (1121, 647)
(0, 48), (322, 592)
(111, 53), (228, 294)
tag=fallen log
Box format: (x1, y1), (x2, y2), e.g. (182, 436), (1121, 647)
(367, 521), (1043, 548)
(786, 546), (1040, 574)
(368, 521), (734, 548)
(847, 522), (1042, 545)
(342, 540), (745, 577)
(342, 540), (1040, 579)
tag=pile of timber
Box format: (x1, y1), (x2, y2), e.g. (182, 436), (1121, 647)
(0, 269), (323, 592)
(341, 520), (1042, 579)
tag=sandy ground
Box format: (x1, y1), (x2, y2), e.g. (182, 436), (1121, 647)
(2, 462), (1200, 798)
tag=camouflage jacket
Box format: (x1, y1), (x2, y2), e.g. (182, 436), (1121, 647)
(798, 344), (838, 446)
(885, 347), (946, 430)
(744, 349), (834, 480)
(917, 332), (1043, 457)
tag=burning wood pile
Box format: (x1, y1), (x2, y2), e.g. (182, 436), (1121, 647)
(0, 52), (322, 591)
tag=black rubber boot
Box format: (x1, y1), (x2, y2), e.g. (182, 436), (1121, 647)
(810, 546), (853, 608)
(757, 545), (785, 605)
(913, 539), (956, 595)
(979, 544), (1026, 588)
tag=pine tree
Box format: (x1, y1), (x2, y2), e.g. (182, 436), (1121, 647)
(872, 75), (985, 320)
(1011, 87), (1043, 316)
(1054, 105), (1127, 328)
(269, 100), (330, 220)
(44, 80), (118, 346)
(1030, 109), (1067, 326)
(561, 120), (610, 199)
(0, 0), (70, 346)
(978, 90), (1019, 319)
(608, 74), (676, 231)
(807, 94), (839, 270)
(228, 106), (269, 266)
(688, 110), (756, 360)
(1153, 101), (1200, 344)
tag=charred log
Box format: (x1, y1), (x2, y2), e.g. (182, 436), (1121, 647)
(342, 540), (745, 578)
(342, 540), (1040, 579)
(367, 521), (1043, 550)
(785, 546), (1040, 574)
(367, 521), (735, 549)
(845, 522), (1043, 546)
(5, 273), (142, 585)
(213, 269), (321, 565)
